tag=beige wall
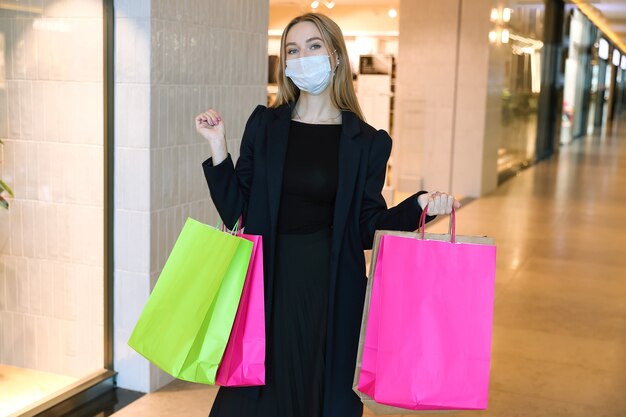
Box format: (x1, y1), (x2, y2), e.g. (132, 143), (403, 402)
(113, 0), (268, 393)
(0, 0), (105, 378)
(394, 0), (498, 197)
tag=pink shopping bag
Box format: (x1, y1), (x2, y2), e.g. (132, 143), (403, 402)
(215, 233), (265, 386)
(356, 208), (496, 411)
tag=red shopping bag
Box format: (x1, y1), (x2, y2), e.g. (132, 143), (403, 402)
(215, 232), (265, 386)
(354, 208), (496, 412)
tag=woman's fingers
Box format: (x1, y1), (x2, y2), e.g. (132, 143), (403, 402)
(195, 109), (223, 130)
(425, 191), (460, 215)
(446, 194), (454, 212)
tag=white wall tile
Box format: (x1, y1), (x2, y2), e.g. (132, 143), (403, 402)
(114, 210), (150, 273)
(12, 313), (25, 367)
(114, 270), (149, 334)
(53, 261), (67, 319)
(36, 316), (51, 372)
(115, 83), (151, 149)
(0, 311), (14, 363)
(28, 259), (42, 315)
(115, 148), (150, 211)
(21, 201), (35, 257)
(18, 81), (33, 140)
(11, 20), (27, 80)
(69, 0), (103, 18)
(9, 201), (22, 256)
(24, 314), (37, 368)
(40, 261), (55, 317)
(8, 81), (21, 139)
(0, 260), (4, 312)
(0, 210), (10, 254)
(113, 328), (151, 392)
(56, 201), (72, 261)
(45, 204), (59, 258)
(116, 0), (151, 19)
(15, 257), (28, 314)
(70, 206), (103, 266)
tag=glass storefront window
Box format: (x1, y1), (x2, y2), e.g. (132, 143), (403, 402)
(0, 1), (107, 415)
(487, 3), (545, 178)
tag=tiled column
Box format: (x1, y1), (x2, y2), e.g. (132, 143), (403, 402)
(394, 0), (497, 198)
(113, 0), (268, 392)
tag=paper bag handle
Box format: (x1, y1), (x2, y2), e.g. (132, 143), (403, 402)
(217, 215), (243, 235)
(419, 204), (456, 243)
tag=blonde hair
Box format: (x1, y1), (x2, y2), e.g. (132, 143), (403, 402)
(271, 13), (364, 121)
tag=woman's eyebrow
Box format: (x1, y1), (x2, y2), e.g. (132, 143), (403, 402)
(285, 37), (323, 47)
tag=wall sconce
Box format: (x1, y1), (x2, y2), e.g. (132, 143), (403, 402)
(501, 29), (510, 44)
(491, 8), (512, 23)
(388, 8), (398, 18)
(490, 8), (499, 22)
(489, 7), (512, 44)
(489, 30), (498, 44)
(502, 8), (512, 23)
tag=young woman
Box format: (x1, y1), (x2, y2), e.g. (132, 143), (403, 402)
(196, 13), (460, 417)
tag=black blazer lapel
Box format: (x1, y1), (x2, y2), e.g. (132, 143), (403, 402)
(331, 111), (362, 254)
(266, 104), (293, 232)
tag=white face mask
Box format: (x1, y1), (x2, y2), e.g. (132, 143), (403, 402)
(285, 55), (333, 95)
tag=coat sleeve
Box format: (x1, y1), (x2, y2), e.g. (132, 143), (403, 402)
(359, 129), (433, 250)
(202, 104), (266, 229)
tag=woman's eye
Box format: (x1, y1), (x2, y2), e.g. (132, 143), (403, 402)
(310, 44), (321, 50)
(287, 49), (297, 55)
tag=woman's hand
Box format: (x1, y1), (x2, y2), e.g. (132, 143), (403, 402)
(417, 191), (461, 216)
(196, 109), (226, 143)
(196, 109), (228, 164)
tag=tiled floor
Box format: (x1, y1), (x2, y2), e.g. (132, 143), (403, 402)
(112, 120), (626, 417)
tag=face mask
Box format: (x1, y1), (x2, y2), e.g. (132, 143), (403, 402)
(285, 55), (333, 95)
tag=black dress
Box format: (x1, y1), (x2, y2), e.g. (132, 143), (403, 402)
(209, 120), (342, 417)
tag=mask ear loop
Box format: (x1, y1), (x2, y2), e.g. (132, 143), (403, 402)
(332, 49), (340, 75)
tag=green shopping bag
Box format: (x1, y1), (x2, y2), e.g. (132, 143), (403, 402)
(128, 217), (253, 384)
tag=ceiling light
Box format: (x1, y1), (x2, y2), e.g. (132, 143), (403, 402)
(503, 8), (512, 23)
(311, 1), (319, 9)
(490, 8), (499, 22)
(388, 8), (398, 19)
(325, 1), (335, 9)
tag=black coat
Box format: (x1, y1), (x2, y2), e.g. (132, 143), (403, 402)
(202, 103), (430, 417)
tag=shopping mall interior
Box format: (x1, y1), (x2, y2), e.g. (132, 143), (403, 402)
(0, 0), (625, 416)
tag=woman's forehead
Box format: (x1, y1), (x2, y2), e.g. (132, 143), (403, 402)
(286, 21), (323, 43)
